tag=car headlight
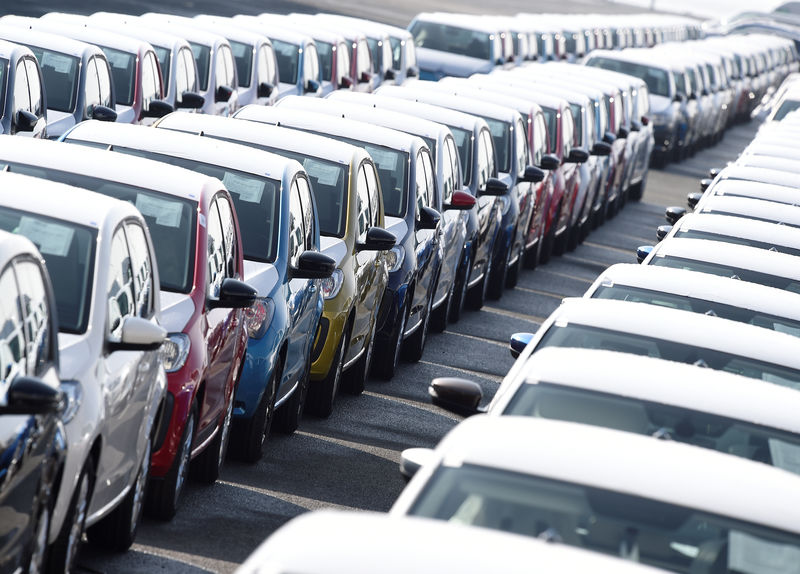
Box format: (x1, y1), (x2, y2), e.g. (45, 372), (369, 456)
(320, 269), (344, 300)
(244, 298), (275, 339)
(385, 245), (405, 273)
(60, 380), (82, 424)
(160, 333), (191, 373)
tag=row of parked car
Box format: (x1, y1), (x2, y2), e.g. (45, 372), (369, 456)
(0, 8), (793, 574)
(233, 57), (800, 573)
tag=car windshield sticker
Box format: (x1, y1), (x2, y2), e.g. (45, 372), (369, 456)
(303, 158), (341, 187)
(17, 216), (74, 257)
(222, 172), (265, 204)
(768, 439), (800, 475)
(41, 51), (74, 74)
(728, 531), (800, 574)
(135, 194), (183, 228)
(364, 146), (398, 171)
(772, 322), (800, 339)
(103, 48), (134, 70)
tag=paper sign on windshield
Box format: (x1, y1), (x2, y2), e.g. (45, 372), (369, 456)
(135, 194), (183, 228)
(303, 158), (341, 187)
(17, 216), (74, 257)
(728, 531), (800, 574)
(769, 439), (800, 475)
(41, 52), (75, 74)
(222, 172), (265, 204)
(365, 146), (398, 171)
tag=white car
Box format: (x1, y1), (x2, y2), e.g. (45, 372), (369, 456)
(694, 178), (800, 210)
(670, 195), (800, 229)
(0, 171), (167, 565)
(394, 416), (800, 572)
(237, 509), (670, 574)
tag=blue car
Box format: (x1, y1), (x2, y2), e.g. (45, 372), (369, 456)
(60, 120), (335, 462)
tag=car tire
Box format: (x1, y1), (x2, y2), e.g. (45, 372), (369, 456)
(145, 411), (194, 521)
(403, 289), (433, 362)
(429, 279), (452, 333)
(538, 203), (560, 265)
(306, 324), (348, 418)
(231, 364), (279, 464)
(48, 459), (95, 572)
(274, 353), (310, 434)
(465, 253), (490, 310)
(342, 328), (374, 396)
(371, 300), (408, 380)
(448, 254), (470, 322)
(88, 437), (150, 551)
(192, 393), (233, 484)
(486, 239), (510, 299)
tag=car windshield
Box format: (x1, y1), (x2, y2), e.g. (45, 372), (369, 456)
(409, 464), (800, 572)
(315, 41), (333, 81)
(674, 228), (800, 258)
(506, 382), (800, 475)
(100, 46), (136, 106)
(537, 323), (800, 390)
(450, 126), (473, 186)
(189, 42), (211, 91)
(27, 47), (78, 113)
(773, 100), (800, 121)
(272, 39), (299, 85)
(0, 208), (95, 334)
(588, 57), (670, 97)
(483, 118), (510, 173)
(410, 21), (491, 61)
(229, 40), (253, 88)
(4, 162), (196, 293)
(700, 205), (800, 228)
(152, 45), (171, 95)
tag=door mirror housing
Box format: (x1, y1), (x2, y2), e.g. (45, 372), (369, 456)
(509, 332), (534, 359)
(629, 120), (642, 132)
(356, 227), (396, 251)
(566, 148), (589, 163)
(15, 109), (38, 133)
(656, 225), (672, 241)
(637, 245), (653, 263)
(479, 177), (509, 196)
(384, 68), (396, 81)
(108, 316), (167, 353)
(215, 85), (234, 103)
(521, 165), (545, 183)
(1, 376), (63, 416)
(359, 71), (372, 84)
(208, 277), (258, 309)
(673, 93), (684, 103)
(602, 131), (617, 144)
(142, 99), (174, 119)
(304, 79), (320, 94)
(429, 377), (483, 417)
(406, 66), (418, 78)
(291, 251), (336, 279)
(340, 76), (354, 89)
(540, 154), (561, 171)
(708, 168), (720, 178)
(617, 126), (629, 139)
(687, 192), (703, 209)
(591, 141), (612, 156)
(400, 447), (435, 482)
(699, 178), (712, 192)
(257, 82), (274, 98)
(91, 105), (117, 122)
(443, 190), (477, 210)
(665, 206), (687, 225)
(641, 115), (649, 126)
(416, 206), (441, 230)
(177, 91), (205, 109)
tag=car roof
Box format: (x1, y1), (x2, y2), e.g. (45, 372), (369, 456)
(239, 509), (671, 574)
(503, 347), (800, 435)
(672, 212), (800, 249)
(232, 15), (311, 46)
(422, 415), (800, 534)
(154, 113), (364, 166)
(377, 84), (520, 123)
(709, 178), (799, 201)
(139, 13), (229, 48)
(0, 136), (221, 203)
(0, 38), (33, 61)
(697, 195), (800, 226)
(235, 105), (423, 153)
(4, 16), (153, 54)
(89, 17), (190, 51)
(191, 16), (272, 46)
(63, 121), (301, 183)
(0, 23), (99, 58)
(259, 15), (346, 44)
(717, 164), (797, 187)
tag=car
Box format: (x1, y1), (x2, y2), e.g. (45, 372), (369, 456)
(429, 347), (800, 476)
(0, 25), (116, 137)
(668, 195), (800, 230)
(0, 171), (167, 563)
(236, 509), (671, 574)
(4, 15), (173, 124)
(0, 228), (65, 573)
(691, 177), (800, 210)
(60, 120), (335, 456)
(0, 39), (47, 137)
(234, 105), (442, 379)
(393, 415), (800, 573)
(734, 152), (800, 173)
(276, 95), (476, 330)
(0, 136), (257, 520)
(697, 163), (797, 192)
(153, 112), (394, 410)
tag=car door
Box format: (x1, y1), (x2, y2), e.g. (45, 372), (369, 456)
(412, 149), (438, 325)
(295, 175), (321, 368)
(10, 56), (46, 138)
(284, 178), (310, 385)
(214, 44), (237, 116)
(139, 50), (161, 123)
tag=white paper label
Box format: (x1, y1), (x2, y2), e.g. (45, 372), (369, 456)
(222, 172), (265, 204)
(365, 146), (398, 171)
(135, 194), (183, 228)
(303, 158), (341, 187)
(104, 49), (133, 70)
(728, 531), (800, 574)
(17, 216), (74, 257)
(40, 52), (74, 74)
(768, 439), (800, 475)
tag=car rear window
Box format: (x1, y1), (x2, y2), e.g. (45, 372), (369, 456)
(410, 21), (491, 61)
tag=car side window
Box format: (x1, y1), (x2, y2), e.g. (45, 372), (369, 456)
(516, 117), (529, 172)
(357, 40), (371, 78)
(216, 45), (236, 91)
(13, 60), (31, 116)
(207, 199), (226, 297)
(288, 180), (305, 267)
(256, 45), (270, 90)
(533, 113), (546, 167)
(337, 43), (350, 85)
(296, 176), (315, 250)
(481, 130), (497, 178)
(356, 165), (371, 240)
(562, 110), (573, 157)
(25, 58), (43, 117)
(420, 149), (436, 208)
(125, 222), (155, 318)
(216, 194), (238, 278)
(14, 259), (53, 376)
(84, 57), (101, 119)
(175, 47), (189, 99)
(476, 129), (491, 190)
(441, 136), (455, 203)
(0, 266), (25, 384)
(446, 137), (461, 191)
(96, 57), (114, 108)
(141, 51), (160, 111)
(363, 161), (381, 227)
(304, 43), (320, 83)
(183, 47), (199, 92)
(107, 228), (135, 341)
(414, 150), (432, 215)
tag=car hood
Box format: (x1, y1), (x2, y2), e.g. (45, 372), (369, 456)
(650, 94), (673, 115)
(159, 291), (195, 334)
(115, 105), (136, 125)
(321, 236), (347, 268)
(46, 110), (77, 138)
(243, 260), (280, 298)
(417, 48), (493, 79)
(57, 333), (93, 382)
(384, 216), (408, 242)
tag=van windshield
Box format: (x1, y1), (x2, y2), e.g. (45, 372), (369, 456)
(27, 47), (79, 112)
(587, 57), (670, 97)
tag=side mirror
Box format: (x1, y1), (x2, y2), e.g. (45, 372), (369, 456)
(656, 225), (672, 241)
(539, 154), (561, 171)
(177, 91), (205, 109)
(617, 126), (629, 139)
(15, 109), (38, 133)
(630, 120), (641, 132)
(687, 192), (703, 209)
(1, 376), (63, 416)
(91, 105), (117, 122)
(384, 68), (396, 81)
(429, 377), (483, 417)
(291, 251), (336, 279)
(566, 148), (589, 163)
(406, 66), (418, 78)
(689, 92), (697, 100)
(636, 245), (653, 263)
(665, 206), (687, 225)
(443, 190), (477, 210)
(400, 447), (435, 481)
(358, 71), (372, 84)
(416, 205), (441, 230)
(509, 332), (534, 359)
(479, 177), (509, 196)
(356, 227), (396, 251)
(520, 165), (545, 183)
(591, 141), (612, 156)
(107, 316), (167, 353)
(673, 93), (684, 103)
(340, 76), (354, 89)
(708, 168), (720, 178)
(142, 99), (174, 119)
(215, 85), (234, 103)
(257, 82), (274, 98)
(702, 88), (710, 96)
(208, 277), (258, 309)
(641, 115), (649, 126)
(304, 79), (320, 94)
(603, 131), (617, 144)
(495, 58), (505, 66)
(699, 178), (712, 192)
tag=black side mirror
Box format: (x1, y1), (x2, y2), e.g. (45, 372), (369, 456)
(687, 192), (703, 209)
(429, 377), (483, 417)
(521, 165), (545, 183)
(177, 91), (205, 109)
(708, 168), (720, 178)
(665, 206), (687, 225)
(1, 376), (63, 415)
(358, 71), (372, 84)
(304, 79), (320, 94)
(142, 99), (174, 119)
(617, 126), (629, 139)
(630, 120), (642, 132)
(656, 225), (672, 241)
(15, 109), (38, 133)
(603, 131), (617, 144)
(257, 82), (274, 98)
(699, 178), (712, 192)
(384, 68), (396, 81)
(291, 251), (336, 279)
(566, 148), (589, 163)
(539, 154), (561, 171)
(209, 277), (258, 309)
(91, 105), (117, 122)
(509, 332), (534, 359)
(479, 177), (509, 196)
(340, 76), (355, 89)
(416, 206), (441, 230)
(215, 85), (234, 103)
(591, 141), (612, 156)
(673, 93), (684, 103)
(636, 245), (653, 263)
(356, 227), (396, 252)
(406, 66), (418, 78)
(689, 92), (697, 100)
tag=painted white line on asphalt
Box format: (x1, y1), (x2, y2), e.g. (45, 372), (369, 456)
(217, 479), (359, 512)
(483, 304), (546, 324)
(441, 329), (508, 348)
(535, 268), (594, 283)
(514, 285), (568, 299)
(363, 390), (462, 420)
(418, 359), (505, 383)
